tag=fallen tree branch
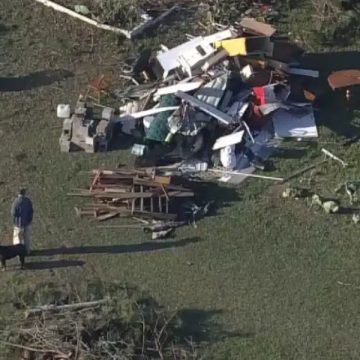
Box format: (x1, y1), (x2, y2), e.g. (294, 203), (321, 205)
(26, 299), (110, 317)
(0, 340), (70, 358)
(32, 0), (132, 38)
(33, 0), (179, 40)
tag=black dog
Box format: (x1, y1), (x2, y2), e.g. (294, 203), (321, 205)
(0, 244), (26, 270)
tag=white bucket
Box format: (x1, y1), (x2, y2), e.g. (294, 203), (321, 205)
(57, 104), (71, 119)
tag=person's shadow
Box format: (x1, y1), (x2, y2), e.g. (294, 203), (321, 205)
(5, 259), (85, 272)
(0, 69), (73, 92)
(31, 237), (201, 257)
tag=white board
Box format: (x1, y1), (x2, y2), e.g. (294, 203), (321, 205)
(212, 130), (245, 150)
(273, 108), (318, 138)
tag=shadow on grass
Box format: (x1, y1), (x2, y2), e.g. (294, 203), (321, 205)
(110, 130), (137, 151)
(25, 259), (85, 270)
(5, 259), (85, 272)
(175, 309), (254, 343)
(315, 90), (360, 137)
(338, 207), (360, 215)
(0, 23), (17, 34)
(272, 147), (309, 160)
(31, 237), (200, 257)
(294, 51), (360, 137)
(0, 69), (74, 91)
(300, 51), (360, 77)
(187, 181), (241, 217)
(0, 24), (9, 33)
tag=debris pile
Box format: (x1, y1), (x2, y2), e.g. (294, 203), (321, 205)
(58, 18), (328, 184)
(2, 281), (201, 360)
(115, 19), (322, 184)
(69, 169), (194, 222)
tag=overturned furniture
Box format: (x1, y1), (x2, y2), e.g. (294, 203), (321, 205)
(70, 169), (195, 221)
(58, 99), (115, 153)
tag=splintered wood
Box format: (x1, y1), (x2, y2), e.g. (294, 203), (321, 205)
(70, 169), (194, 221)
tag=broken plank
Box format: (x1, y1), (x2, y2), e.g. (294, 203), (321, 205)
(140, 185), (144, 212)
(201, 49), (228, 72)
(166, 191), (195, 197)
(209, 169), (283, 181)
(96, 212), (121, 221)
(240, 17), (276, 37)
(159, 197), (163, 213)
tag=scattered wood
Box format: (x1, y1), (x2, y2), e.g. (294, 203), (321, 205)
(98, 221), (187, 232)
(0, 341), (69, 358)
(70, 169), (194, 222)
(4, 285), (200, 360)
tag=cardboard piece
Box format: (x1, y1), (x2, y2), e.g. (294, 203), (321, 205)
(240, 17), (276, 37)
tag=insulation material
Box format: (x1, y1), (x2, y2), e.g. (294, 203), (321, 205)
(220, 145), (237, 169)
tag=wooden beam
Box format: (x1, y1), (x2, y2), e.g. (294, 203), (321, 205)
(32, 0), (132, 38)
(209, 169), (284, 181)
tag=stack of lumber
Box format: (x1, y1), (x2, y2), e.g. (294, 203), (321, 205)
(69, 169), (194, 221)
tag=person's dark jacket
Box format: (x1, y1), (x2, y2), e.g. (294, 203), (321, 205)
(11, 195), (33, 227)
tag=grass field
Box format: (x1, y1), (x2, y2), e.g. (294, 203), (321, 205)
(0, 0), (360, 358)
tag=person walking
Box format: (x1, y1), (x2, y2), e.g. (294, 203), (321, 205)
(11, 189), (33, 255)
